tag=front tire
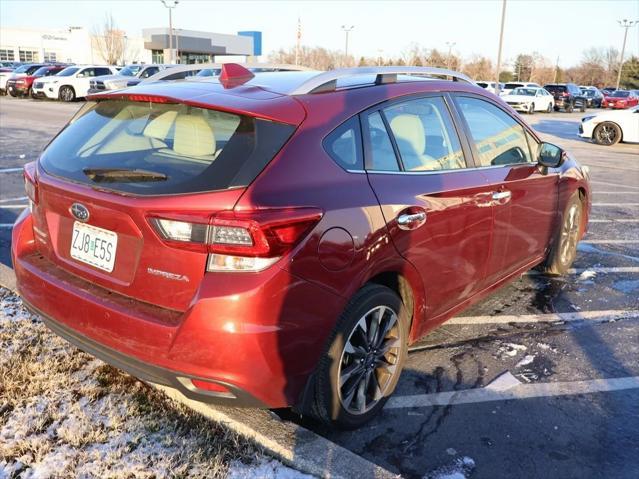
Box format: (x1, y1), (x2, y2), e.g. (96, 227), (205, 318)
(542, 193), (583, 276)
(593, 122), (621, 146)
(8, 87), (17, 97)
(566, 101), (574, 113)
(59, 86), (75, 102)
(311, 284), (409, 429)
(546, 102), (553, 113)
(528, 103), (535, 114)
(580, 101), (586, 113)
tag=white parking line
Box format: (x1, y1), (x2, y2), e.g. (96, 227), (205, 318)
(0, 196), (28, 203)
(0, 205), (28, 209)
(591, 180), (639, 190)
(527, 267), (639, 275)
(447, 309), (639, 325)
(592, 203), (639, 207)
(589, 219), (639, 223)
(570, 266), (639, 274)
(595, 191), (639, 195)
(581, 240), (639, 244)
(0, 168), (24, 174)
(0, 224), (15, 228)
(386, 376), (639, 409)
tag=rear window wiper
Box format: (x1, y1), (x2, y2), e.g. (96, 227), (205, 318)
(83, 168), (168, 183)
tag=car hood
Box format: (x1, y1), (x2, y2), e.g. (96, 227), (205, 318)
(586, 109), (634, 121)
(504, 95), (535, 103)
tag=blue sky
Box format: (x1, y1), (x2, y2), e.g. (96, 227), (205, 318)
(1, 0), (638, 67)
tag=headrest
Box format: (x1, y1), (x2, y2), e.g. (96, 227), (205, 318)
(173, 115), (216, 157)
(143, 111), (178, 140)
(390, 114), (425, 155)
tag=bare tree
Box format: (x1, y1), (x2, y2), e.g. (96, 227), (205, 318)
(92, 14), (127, 65)
(462, 55), (493, 80)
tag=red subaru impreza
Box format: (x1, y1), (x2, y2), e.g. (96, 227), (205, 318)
(12, 64), (591, 429)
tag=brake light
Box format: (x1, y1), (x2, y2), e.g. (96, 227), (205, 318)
(24, 162), (38, 209)
(148, 208), (323, 272)
(561, 92), (569, 97)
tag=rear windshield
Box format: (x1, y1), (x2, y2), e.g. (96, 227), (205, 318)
(544, 85), (566, 93)
(611, 91), (630, 97)
(40, 100), (295, 195)
(504, 83), (522, 89)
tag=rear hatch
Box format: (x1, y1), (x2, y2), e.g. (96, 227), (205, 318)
(544, 85), (567, 99)
(30, 91), (302, 311)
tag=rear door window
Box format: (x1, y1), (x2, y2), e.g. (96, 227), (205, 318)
(454, 96), (533, 167)
(365, 112), (400, 171)
(382, 97), (465, 171)
(40, 100), (295, 195)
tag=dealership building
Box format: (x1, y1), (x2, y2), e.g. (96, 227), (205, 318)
(0, 26), (262, 65)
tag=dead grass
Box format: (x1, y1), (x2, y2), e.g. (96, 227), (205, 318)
(0, 287), (269, 478)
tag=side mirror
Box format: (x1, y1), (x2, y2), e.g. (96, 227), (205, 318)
(538, 142), (564, 168)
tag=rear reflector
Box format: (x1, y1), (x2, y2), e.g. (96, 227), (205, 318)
(190, 379), (231, 394)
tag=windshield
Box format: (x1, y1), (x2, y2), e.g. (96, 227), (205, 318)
(119, 65), (142, 77)
(13, 65), (31, 73)
(504, 83), (522, 89)
(583, 90), (596, 97)
(56, 67), (80, 77)
(511, 88), (536, 96)
(611, 91), (630, 97)
(40, 100), (295, 195)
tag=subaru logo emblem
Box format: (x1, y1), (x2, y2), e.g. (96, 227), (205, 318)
(70, 203), (90, 222)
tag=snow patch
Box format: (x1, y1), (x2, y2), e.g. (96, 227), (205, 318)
(516, 355), (536, 368)
(578, 270), (597, 280)
(424, 456), (476, 479)
(227, 459), (314, 479)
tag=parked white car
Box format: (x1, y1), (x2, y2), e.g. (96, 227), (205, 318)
(579, 106), (639, 145)
(500, 81), (541, 96)
(88, 64), (169, 94)
(475, 80), (503, 95)
(34, 65), (118, 101)
(503, 87), (555, 114)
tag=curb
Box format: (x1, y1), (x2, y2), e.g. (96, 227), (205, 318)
(157, 385), (398, 479)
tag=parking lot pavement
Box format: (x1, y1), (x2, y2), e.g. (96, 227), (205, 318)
(1, 97), (638, 478)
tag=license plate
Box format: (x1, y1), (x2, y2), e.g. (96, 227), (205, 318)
(70, 222), (118, 272)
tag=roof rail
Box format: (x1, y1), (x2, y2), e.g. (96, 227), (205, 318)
(289, 66), (474, 95)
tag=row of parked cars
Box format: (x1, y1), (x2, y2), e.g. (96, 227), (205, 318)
(476, 80), (639, 114)
(0, 62), (308, 102)
(0, 62), (176, 101)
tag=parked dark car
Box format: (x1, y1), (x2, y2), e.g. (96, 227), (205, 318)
(544, 83), (587, 112)
(13, 65), (591, 429)
(580, 88), (604, 108)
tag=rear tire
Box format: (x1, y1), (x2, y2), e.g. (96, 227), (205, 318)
(59, 86), (75, 102)
(541, 193), (583, 276)
(580, 101), (586, 113)
(311, 284), (409, 429)
(8, 87), (17, 97)
(593, 122), (621, 146)
(546, 102), (553, 113)
(566, 101), (573, 113)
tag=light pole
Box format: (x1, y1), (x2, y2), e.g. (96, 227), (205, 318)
(341, 25), (354, 65)
(161, 0), (179, 64)
(494, 0), (507, 95)
(445, 41), (456, 70)
(615, 19), (638, 90)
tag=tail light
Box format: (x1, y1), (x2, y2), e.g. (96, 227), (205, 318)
(149, 208), (323, 272)
(24, 162), (38, 211)
(561, 92), (569, 97)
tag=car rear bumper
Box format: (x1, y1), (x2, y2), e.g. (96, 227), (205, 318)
(12, 211), (347, 409)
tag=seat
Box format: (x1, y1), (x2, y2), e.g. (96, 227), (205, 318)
(173, 115), (216, 157)
(389, 114), (436, 170)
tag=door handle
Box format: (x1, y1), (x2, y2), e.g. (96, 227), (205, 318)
(492, 190), (512, 201)
(397, 212), (427, 230)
